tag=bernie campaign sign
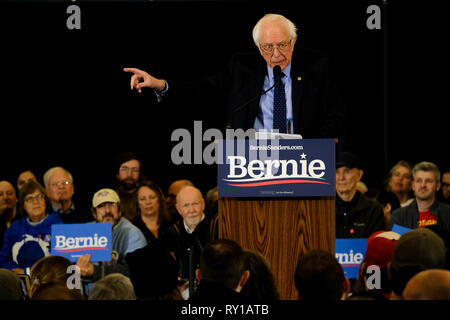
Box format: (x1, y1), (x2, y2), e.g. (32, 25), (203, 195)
(335, 238), (368, 279)
(218, 139), (335, 197)
(51, 223), (112, 262)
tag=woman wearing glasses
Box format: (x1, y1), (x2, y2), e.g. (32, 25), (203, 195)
(0, 180), (62, 275)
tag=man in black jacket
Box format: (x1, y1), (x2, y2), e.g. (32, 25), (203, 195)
(162, 185), (212, 297)
(124, 13), (345, 139)
(335, 152), (385, 238)
(190, 239), (250, 301)
(389, 161), (450, 230)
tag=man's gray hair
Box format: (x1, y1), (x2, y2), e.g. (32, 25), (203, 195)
(412, 161), (441, 182)
(43, 166), (73, 188)
(252, 14), (298, 45)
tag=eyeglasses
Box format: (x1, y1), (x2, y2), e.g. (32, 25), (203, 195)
(24, 193), (45, 203)
(50, 180), (72, 188)
(120, 166), (140, 173)
(259, 40), (292, 54)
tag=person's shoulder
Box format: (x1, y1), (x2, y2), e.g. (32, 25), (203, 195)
(436, 201), (450, 213)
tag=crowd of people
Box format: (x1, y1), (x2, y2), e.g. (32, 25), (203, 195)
(0, 151), (449, 301)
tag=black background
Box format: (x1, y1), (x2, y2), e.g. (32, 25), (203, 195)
(0, 0), (448, 209)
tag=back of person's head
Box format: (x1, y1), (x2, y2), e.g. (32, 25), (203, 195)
(31, 282), (84, 300)
(356, 231), (400, 298)
(240, 250), (280, 301)
(126, 244), (183, 300)
(375, 189), (401, 212)
(0, 269), (23, 300)
(29, 256), (72, 298)
(88, 273), (136, 300)
(295, 250), (348, 301)
(403, 269), (450, 300)
(199, 239), (246, 291)
(390, 228), (446, 297)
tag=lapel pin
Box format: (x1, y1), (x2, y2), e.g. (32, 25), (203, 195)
(297, 76), (302, 81)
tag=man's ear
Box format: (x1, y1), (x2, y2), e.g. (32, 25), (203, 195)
(195, 268), (202, 281)
(236, 270), (250, 292)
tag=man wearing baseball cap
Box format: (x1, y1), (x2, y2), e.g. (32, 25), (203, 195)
(76, 188), (147, 285)
(335, 151), (385, 238)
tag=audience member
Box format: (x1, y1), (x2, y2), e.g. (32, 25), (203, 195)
(132, 181), (171, 245)
(385, 160), (414, 207)
(335, 151), (385, 238)
(403, 269), (450, 300)
(88, 273), (136, 300)
(0, 181), (18, 248)
(116, 152), (147, 221)
(389, 228), (446, 300)
(16, 170), (37, 191)
(75, 188), (147, 285)
(190, 239), (250, 301)
(163, 186), (212, 286)
(126, 243), (183, 300)
(31, 282), (84, 300)
(28, 255), (73, 299)
(240, 250), (280, 301)
(389, 161), (450, 230)
(166, 179), (194, 224)
(43, 166), (93, 224)
(438, 167), (450, 205)
(0, 180), (62, 275)
(0, 268), (23, 300)
(294, 250), (350, 301)
(350, 231), (400, 300)
(366, 188), (401, 230)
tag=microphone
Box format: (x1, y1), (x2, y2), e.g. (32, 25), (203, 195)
(226, 65), (282, 129)
(273, 65), (281, 81)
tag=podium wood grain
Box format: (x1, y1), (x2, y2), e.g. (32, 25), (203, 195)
(219, 197), (335, 300)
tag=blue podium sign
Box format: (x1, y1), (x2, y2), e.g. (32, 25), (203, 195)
(51, 223), (112, 262)
(217, 139), (335, 197)
(335, 238), (368, 279)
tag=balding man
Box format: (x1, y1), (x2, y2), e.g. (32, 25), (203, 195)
(124, 13), (344, 139)
(403, 269), (450, 300)
(162, 186), (212, 297)
(0, 181), (18, 248)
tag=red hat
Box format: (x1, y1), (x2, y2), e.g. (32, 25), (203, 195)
(363, 231), (401, 269)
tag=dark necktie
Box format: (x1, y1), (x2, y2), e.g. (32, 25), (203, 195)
(273, 72), (287, 133)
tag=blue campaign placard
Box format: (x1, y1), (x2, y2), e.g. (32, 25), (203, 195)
(51, 223), (112, 262)
(217, 139), (335, 197)
(391, 224), (412, 236)
(335, 238), (368, 279)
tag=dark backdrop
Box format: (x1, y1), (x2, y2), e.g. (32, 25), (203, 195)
(0, 0), (447, 209)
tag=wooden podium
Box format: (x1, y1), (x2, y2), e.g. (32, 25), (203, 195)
(218, 196), (335, 300)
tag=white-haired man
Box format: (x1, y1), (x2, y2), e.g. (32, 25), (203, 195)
(43, 166), (93, 224)
(124, 13), (344, 139)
